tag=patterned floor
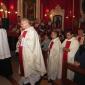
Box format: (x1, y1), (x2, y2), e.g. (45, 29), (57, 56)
(0, 56), (50, 85)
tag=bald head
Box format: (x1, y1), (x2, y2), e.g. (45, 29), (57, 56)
(20, 18), (31, 30)
(21, 18), (30, 23)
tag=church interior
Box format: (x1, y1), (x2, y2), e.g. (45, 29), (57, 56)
(0, 0), (85, 85)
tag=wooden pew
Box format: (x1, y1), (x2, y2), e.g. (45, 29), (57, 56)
(55, 62), (85, 85)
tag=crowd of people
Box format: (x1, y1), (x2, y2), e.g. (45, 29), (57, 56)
(0, 18), (85, 85)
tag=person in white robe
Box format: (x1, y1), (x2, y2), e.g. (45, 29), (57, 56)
(47, 30), (62, 82)
(16, 18), (46, 85)
(62, 30), (79, 80)
(0, 28), (12, 78)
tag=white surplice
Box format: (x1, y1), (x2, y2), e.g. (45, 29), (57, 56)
(62, 37), (79, 80)
(0, 28), (11, 59)
(18, 26), (46, 85)
(47, 37), (63, 80)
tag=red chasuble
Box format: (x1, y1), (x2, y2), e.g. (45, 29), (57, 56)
(19, 31), (27, 76)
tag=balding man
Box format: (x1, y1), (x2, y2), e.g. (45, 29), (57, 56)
(16, 18), (46, 85)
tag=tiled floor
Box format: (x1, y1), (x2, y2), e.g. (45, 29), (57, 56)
(0, 56), (20, 85)
(0, 56), (49, 85)
(12, 56), (49, 85)
(1, 55), (67, 85)
(0, 76), (12, 85)
(0, 53), (78, 85)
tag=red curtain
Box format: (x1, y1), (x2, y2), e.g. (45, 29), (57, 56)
(0, 0), (2, 3)
(8, 0), (17, 25)
(41, 0), (81, 30)
(0, 0), (2, 17)
(1, 0), (81, 30)
(3, 0), (17, 25)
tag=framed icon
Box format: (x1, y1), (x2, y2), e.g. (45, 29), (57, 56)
(53, 15), (62, 28)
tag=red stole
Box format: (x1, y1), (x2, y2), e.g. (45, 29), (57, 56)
(21, 31), (27, 38)
(49, 41), (54, 50)
(19, 31), (27, 76)
(63, 41), (71, 63)
(62, 40), (71, 79)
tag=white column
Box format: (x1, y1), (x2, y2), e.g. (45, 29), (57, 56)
(17, 0), (23, 17)
(36, 0), (40, 22)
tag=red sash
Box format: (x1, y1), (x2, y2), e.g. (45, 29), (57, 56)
(62, 40), (71, 79)
(18, 31), (27, 76)
(63, 41), (71, 63)
(49, 41), (54, 50)
(21, 31), (27, 38)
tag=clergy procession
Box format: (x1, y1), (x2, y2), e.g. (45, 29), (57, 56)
(0, 18), (85, 85)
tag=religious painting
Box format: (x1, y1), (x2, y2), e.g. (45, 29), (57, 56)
(23, 0), (36, 20)
(53, 15), (62, 29)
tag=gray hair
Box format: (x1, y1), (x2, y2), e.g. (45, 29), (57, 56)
(21, 18), (30, 24)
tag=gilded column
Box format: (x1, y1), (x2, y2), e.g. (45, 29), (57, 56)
(36, 0), (40, 22)
(80, 0), (83, 16)
(17, 0), (23, 17)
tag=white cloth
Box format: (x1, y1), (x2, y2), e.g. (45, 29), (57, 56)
(62, 37), (79, 80)
(47, 37), (63, 80)
(0, 28), (11, 59)
(18, 26), (46, 84)
(19, 74), (40, 85)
